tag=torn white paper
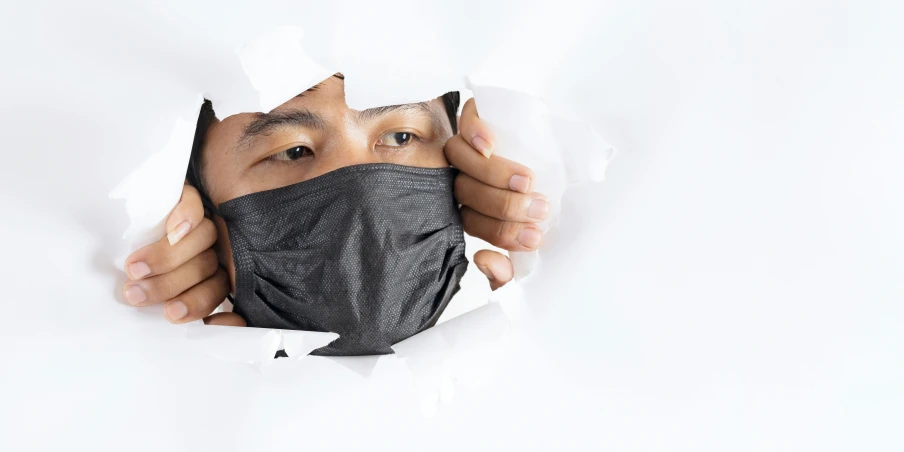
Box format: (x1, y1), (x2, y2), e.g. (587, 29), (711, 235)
(236, 26), (336, 114)
(184, 321), (339, 365)
(4, 1), (903, 450)
(108, 24), (615, 368)
(108, 99), (202, 267)
(469, 83), (615, 279)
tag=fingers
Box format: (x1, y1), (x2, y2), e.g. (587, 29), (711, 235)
(449, 98), (549, 255)
(121, 182), (230, 326)
(461, 206), (543, 252)
(458, 98), (496, 158)
(473, 250), (514, 291)
(162, 268), (230, 324)
(454, 173), (549, 223)
(165, 183), (205, 246)
(122, 249), (219, 307)
(123, 218), (217, 280)
(204, 312), (247, 327)
(444, 134), (536, 194)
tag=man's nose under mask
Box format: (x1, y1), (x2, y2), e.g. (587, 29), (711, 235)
(217, 163), (469, 356)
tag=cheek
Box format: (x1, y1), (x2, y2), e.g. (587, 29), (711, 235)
(404, 141), (450, 168)
(213, 215), (237, 293)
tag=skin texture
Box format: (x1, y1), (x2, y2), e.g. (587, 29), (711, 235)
(122, 75), (548, 326)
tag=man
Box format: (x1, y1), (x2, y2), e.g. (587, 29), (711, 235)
(120, 74), (548, 353)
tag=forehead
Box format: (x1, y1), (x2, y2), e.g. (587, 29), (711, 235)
(204, 76), (344, 151)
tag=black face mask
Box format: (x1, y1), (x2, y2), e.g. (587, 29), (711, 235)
(216, 163), (469, 356)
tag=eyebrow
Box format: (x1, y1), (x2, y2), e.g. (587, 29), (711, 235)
(357, 102), (433, 122)
(357, 102), (446, 137)
(236, 101), (446, 154)
(236, 108), (327, 153)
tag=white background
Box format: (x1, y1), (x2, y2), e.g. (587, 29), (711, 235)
(0, 1), (901, 450)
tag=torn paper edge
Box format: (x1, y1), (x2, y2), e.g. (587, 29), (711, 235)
(468, 81), (616, 280)
(108, 27), (617, 395)
(108, 96), (203, 268)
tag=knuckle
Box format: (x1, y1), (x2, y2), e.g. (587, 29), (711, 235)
(211, 270), (230, 298)
(156, 256), (177, 275)
(148, 243), (177, 274)
(504, 222), (524, 248)
(190, 272), (229, 316)
(148, 275), (179, 302)
(460, 209), (481, 237)
(493, 220), (519, 247)
(196, 218), (218, 245)
(197, 217), (214, 232)
(199, 270), (221, 296)
(198, 249), (220, 277)
(210, 268), (229, 290)
(453, 174), (470, 203)
(500, 192), (523, 220)
(206, 270), (230, 303)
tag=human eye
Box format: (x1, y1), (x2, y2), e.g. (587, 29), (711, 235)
(376, 131), (419, 147)
(268, 145), (314, 163)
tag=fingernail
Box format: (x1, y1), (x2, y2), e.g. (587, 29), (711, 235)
(167, 220), (191, 246)
(128, 262), (151, 279)
(509, 175), (532, 193)
(123, 284), (147, 306)
(472, 135), (493, 158)
(164, 301), (187, 321)
(477, 264), (495, 281)
(528, 198), (550, 220)
(517, 227), (543, 249)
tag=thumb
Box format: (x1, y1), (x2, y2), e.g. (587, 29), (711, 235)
(458, 97), (496, 159)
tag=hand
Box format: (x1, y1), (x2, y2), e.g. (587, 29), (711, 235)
(444, 98), (549, 290)
(121, 183), (245, 326)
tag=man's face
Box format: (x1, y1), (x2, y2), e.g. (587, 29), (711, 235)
(200, 74), (456, 289)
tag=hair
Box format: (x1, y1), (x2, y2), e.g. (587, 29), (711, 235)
(186, 91), (461, 214)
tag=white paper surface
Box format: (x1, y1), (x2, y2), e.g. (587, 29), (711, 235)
(108, 103), (201, 264)
(1, 1), (903, 451)
(234, 26), (336, 116)
(108, 25), (615, 359)
(469, 83), (615, 278)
